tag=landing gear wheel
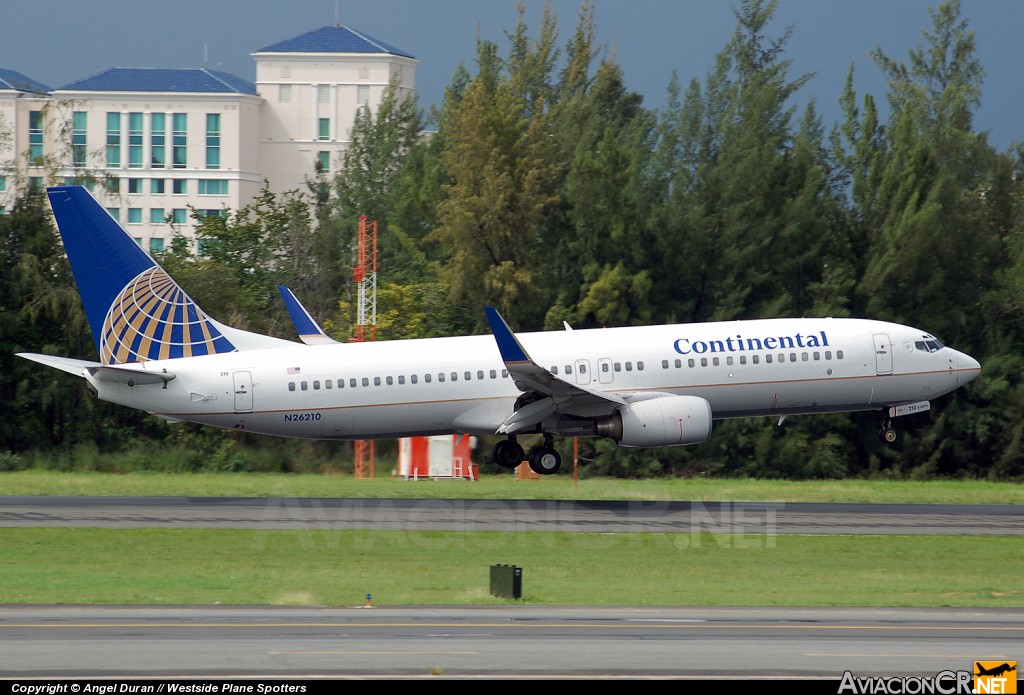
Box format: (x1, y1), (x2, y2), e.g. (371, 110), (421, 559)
(492, 437), (525, 469)
(528, 446), (561, 475)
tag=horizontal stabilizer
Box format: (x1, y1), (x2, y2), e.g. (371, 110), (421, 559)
(17, 353), (175, 386)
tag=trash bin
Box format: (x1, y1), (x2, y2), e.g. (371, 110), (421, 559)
(489, 564), (522, 599)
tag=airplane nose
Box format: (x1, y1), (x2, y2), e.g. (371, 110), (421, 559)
(958, 351), (981, 384)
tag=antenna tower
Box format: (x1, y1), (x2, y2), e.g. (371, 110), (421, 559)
(351, 215), (378, 478)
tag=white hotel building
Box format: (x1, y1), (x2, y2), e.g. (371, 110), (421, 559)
(0, 25), (417, 253)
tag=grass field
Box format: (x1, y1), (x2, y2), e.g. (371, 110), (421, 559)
(1, 471), (1021, 608)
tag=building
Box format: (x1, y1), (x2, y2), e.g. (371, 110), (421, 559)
(0, 25), (418, 253)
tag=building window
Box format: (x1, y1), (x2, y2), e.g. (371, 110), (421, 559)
(173, 179), (187, 194)
(317, 118), (330, 141)
(29, 111), (44, 163)
(172, 208), (187, 224)
(106, 207), (120, 221)
(0, 176), (5, 192)
(28, 177), (43, 191)
(128, 178), (143, 194)
(279, 84), (291, 103)
(149, 237), (164, 253)
(128, 112), (143, 168)
(128, 208), (142, 224)
(317, 151), (329, 172)
(106, 112), (121, 168)
(172, 113), (187, 168)
(150, 113), (165, 168)
(357, 85), (369, 104)
(198, 179), (228, 195)
(151, 179), (165, 194)
(150, 208), (165, 224)
(317, 85), (329, 103)
(71, 112), (88, 167)
(205, 114), (220, 169)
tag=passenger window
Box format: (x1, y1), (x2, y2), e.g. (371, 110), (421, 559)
(566, 365), (573, 374)
(490, 370), (497, 379)
(313, 380), (320, 390)
(712, 357), (720, 367)
(837, 350), (844, 359)
(778, 354), (785, 363)
(688, 358), (695, 368)
(662, 359), (669, 369)
(813, 352), (820, 360)
(411, 375), (418, 384)
(477, 370), (484, 380)
(451, 372), (458, 381)
(464, 371), (471, 380)
(374, 377), (381, 386)
(361, 377), (369, 387)
(580, 364), (587, 373)
(790, 353), (797, 362)
(502, 369), (509, 378)
(288, 382), (295, 392)
(614, 363), (621, 372)
(825, 351), (832, 360)
(337, 379), (344, 388)
(386, 376), (393, 385)
(398, 376), (405, 385)
(438, 373), (445, 382)
(425, 374), (432, 383)
(637, 362), (643, 370)
(766, 355), (773, 364)
(325, 380), (332, 389)
(752, 355), (759, 364)
(727, 356), (733, 366)
(801, 353), (808, 362)
(301, 381), (308, 391)
(350, 378), (357, 388)
(625, 362), (632, 372)
(700, 358), (708, 367)
(551, 366), (558, 375)
(674, 359), (681, 368)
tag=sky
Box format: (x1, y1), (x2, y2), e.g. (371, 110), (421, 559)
(5, 0), (1024, 149)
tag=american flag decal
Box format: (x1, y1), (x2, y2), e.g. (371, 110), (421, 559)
(287, 367), (301, 375)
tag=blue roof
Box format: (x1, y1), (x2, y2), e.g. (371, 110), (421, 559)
(257, 25), (414, 59)
(0, 68), (52, 93)
(58, 68), (257, 95)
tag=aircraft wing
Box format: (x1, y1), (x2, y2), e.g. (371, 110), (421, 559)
(278, 285), (340, 345)
(484, 307), (624, 435)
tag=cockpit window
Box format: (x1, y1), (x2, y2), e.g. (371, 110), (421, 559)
(915, 338), (944, 353)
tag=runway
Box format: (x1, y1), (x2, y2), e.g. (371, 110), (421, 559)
(1, 605), (1021, 679)
(1, 497), (1021, 679)
(2, 496), (1023, 534)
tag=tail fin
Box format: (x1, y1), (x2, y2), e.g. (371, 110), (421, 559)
(277, 285), (340, 345)
(47, 186), (290, 364)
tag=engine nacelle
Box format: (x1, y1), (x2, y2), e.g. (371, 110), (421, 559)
(595, 395), (713, 447)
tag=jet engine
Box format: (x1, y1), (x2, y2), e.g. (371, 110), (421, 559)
(595, 395), (713, 447)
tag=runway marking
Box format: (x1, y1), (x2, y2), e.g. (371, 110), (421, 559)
(4, 622), (1024, 631)
(269, 650), (479, 655)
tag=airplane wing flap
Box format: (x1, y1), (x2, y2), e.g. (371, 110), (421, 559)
(485, 308), (624, 433)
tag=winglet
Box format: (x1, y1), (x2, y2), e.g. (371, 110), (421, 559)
(278, 286), (339, 345)
(484, 307), (531, 364)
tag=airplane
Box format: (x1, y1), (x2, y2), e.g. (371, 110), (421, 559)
(18, 185), (982, 475)
(975, 663), (1016, 678)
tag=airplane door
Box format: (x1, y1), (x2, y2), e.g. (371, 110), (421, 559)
(873, 334), (892, 375)
(233, 371), (253, 413)
(574, 359), (592, 385)
(597, 358), (613, 384)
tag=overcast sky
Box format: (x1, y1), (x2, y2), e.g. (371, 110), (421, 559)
(5, 0), (1023, 149)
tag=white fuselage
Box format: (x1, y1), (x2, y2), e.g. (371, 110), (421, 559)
(91, 317), (979, 441)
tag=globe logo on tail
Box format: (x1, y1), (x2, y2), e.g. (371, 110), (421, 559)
(100, 267), (236, 364)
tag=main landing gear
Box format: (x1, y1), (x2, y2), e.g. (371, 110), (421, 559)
(492, 434), (562, 475)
